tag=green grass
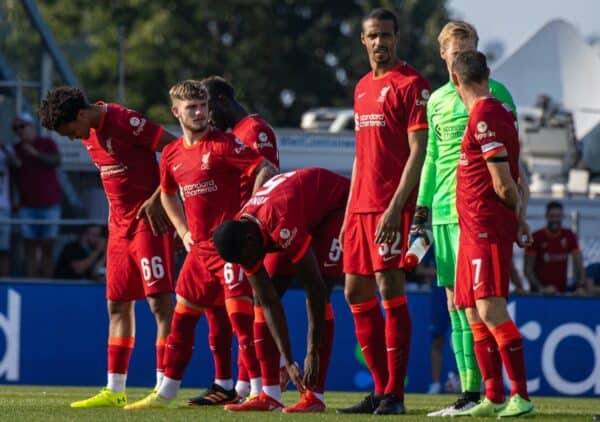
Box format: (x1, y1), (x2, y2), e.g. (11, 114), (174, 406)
(0, 386), (598, 421)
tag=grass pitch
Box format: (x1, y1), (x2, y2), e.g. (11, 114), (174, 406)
(0, 386), (598, 421)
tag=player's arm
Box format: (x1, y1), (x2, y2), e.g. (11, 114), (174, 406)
(136, 187), (170, 236)
(486, 149), (520, 212)
(375, 129), (428, 244)
(160, 191), (192, 251)
(413, 108), (438, 234)
(247, 267), (305, 391)
(292, 248), (327, 390)
(523, 254), (541, 292)
(23, 141), (61, 167)
(252, 159), (278, 193)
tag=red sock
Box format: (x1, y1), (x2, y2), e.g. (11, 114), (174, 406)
(163, 303), (203, 380)
(471, 322), (504, 403)
(205, 305), (233, 380)
(314, 303), (335, 393)
(493, 320), (529, 400)
(349, 297), (388, 395)
(237, 355), (249, 383)
(227, 298), (261, 379)
(156, 337), (167, 373)
(108, 336), (134, 374)
(382, 296), (411, 400)
(254, 306), (279, 386)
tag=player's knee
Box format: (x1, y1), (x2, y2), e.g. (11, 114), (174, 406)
(107, 300), (134, 317)
(147, 294), (174, 320)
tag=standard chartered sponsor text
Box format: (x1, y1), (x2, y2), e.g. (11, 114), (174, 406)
(182, 179), (218, 197)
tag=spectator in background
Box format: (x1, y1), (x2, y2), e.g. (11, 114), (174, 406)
(524, 201), (585, 294)
(13, 112), (62, 278)
(584, 263), (600, 296)
(0, 136), (20, 276)
(54, 225), (106, 280)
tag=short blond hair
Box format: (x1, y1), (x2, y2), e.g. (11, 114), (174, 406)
(438, 21), (478, 48)
(169, 80), (207, 102)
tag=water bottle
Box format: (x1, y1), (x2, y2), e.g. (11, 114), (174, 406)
(404, 229), (432, 269)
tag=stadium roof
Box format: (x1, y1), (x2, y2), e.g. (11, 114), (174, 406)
(492, 19), (600, 171)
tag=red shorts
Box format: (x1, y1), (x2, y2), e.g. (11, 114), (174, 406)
(263, 209), (344, 279)
(342, 210), (412, 275)
(176, 247), (252, 307)
(106, 230), (174, 301)
(454, 232), (513, 308)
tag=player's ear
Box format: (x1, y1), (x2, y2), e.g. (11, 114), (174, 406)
(360, 31), (366, 47)
(170, 105), (179, 119)
(451, 71), (459, 86)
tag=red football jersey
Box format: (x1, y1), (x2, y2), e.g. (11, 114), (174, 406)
(160, 128), (263, 245)
(348, 62), (430, 213)
(232, 114), (279, 205)
(456, 97), (520, 240)
(82, 102), (163, 238)
(525, 228), (579, 292)
(240, 168), (350, 265)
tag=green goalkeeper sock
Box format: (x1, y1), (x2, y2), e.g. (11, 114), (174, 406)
(449, 309), (467, 392)
(458, 309), (482, 393)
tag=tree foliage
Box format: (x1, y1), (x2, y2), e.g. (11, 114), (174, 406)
(4, 0), (451, 125)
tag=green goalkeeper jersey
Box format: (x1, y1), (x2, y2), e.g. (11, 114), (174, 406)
(417, 79), (516, 225)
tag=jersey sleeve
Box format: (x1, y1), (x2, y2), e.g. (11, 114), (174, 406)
(402, 76), (431, 132)
(249, 123), (279, 169)
(490, 80), (517, 116)
(270, 218), (312, 264)
(223, 136), (265, 177)
(159, 149), (177, 194)
(113, 105), (164, 151)
(470, 109), (510, 160)
(416, 98), (438, 207)
(39, 137), (59, 154)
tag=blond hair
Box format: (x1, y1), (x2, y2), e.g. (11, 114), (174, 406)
(438, 21), (478, 48)
(169, 80), (207, 102)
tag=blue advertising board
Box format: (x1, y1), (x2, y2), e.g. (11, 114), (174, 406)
(0, 282), (598, 396)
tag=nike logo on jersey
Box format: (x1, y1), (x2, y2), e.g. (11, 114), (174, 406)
(357, 92), (367, 99)
(172, 163), (183, 171)
(473, 282), (483, 291)
(146, 279), (161, 287)
(86, 144), (93, 150)
(228, 282), (241, 290)
(509, 346), (522, 352)
(382, 255), (397, 262)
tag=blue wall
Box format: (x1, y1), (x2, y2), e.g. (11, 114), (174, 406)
(0, 282), (598, 396)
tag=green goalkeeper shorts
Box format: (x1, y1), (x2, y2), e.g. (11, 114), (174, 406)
(432, 223), (460, 287)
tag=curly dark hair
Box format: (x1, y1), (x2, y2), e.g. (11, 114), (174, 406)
(39, 87), (89, 130)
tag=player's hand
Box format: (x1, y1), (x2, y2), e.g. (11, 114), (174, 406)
(375, 205), (401, 245)
(303, 350), (320, 391)
(285, 361), (305, 393)
(136, 194), (169, 236)
(182, 231), (194, 252)
(410, 206), (429, 238)
(516, 220), (533, 248)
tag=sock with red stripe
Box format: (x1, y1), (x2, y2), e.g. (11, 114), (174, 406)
(382, 295), (411, 400)
(226, 298), (261, 391)
(349, 297), (388, 395)
(163, 303), (203, 381)
(205, 305), (233, 382)
(253, 306), (280, 395)
(471, 321), (504, 403)
(492, 320), (529, 400)
(107, 336), (134, 393)
(155, 337), (167, 389)
(314, 303), (335, 394)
